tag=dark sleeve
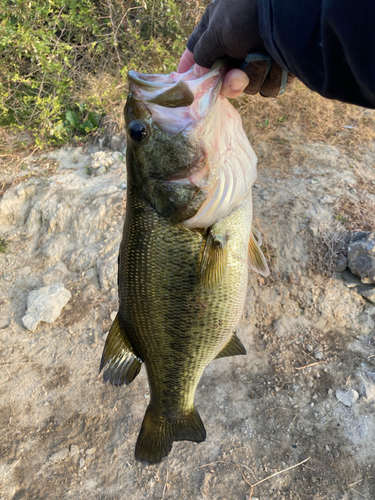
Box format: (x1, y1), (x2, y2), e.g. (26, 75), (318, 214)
(257, 0), (375, 108)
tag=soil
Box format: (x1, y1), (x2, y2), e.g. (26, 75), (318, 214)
(0, 134), (375, 500)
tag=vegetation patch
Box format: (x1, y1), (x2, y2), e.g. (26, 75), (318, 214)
(0, 237), (8, 253)
(0, 0), (201, 145)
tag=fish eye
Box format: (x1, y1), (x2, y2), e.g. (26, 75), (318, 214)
(129, 120), (148, 142)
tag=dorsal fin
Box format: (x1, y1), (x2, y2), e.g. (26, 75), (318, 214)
(147, 81), (195, 108)
(99, 314), (142, 386)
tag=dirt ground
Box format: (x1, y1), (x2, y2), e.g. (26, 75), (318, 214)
(1, 122), (375, 499)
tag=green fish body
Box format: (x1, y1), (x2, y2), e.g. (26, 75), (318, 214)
(100, 63), (269, 464)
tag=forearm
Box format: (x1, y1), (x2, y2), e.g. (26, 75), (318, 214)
(258, 0), (375, 108)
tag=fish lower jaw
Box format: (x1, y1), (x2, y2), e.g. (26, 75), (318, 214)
(167, 162), (212, 190)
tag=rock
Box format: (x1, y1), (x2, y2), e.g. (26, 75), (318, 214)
(94, 166), (107, 176)
(356, 313), (375, 337)
(347, 232), (375, 284)
(357, 424), (368, 438)
(49, 448), (69, 462)
(358, 374), (375, 402)
(22, 283), (71, 332)
(314, 351), (324, 360)
(43, 262), (70, 286)
(79, 458), (85, 468)
(0, 183), (37, 226)
(335, 254), (347, 272)
(41, 234), (70, 261)
(351, 232), (369, 243)
(70, 445), (79, 457)
(358, 285), (375, 303)
(91, 151), (115, 169)
(341, 269), (362, 288)
(320, 195), (335, 204)
(335, 388), (359, 407)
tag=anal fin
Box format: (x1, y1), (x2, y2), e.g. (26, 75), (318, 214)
(200, 226), (228, 292)
(214, 333), (247, 360)
(99, 313), (142, 386)
(249, 227), (270, 277)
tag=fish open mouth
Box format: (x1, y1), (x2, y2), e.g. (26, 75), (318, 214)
(128, 61), (225, 135)
(127, 61), (257, 229)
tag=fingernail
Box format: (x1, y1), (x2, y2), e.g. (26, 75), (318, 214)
(229, 73), (249, 92)
(194, 65), (205, 78)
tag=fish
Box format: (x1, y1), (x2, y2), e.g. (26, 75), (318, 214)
(99, 61), (269, 464)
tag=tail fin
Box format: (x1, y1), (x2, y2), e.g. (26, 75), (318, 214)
(135, 405), (206, 464)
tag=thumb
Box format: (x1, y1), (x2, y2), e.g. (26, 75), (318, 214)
(193, 65), (210, 78)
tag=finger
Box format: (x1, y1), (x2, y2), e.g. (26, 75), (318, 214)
(193, 28), (227, 69)
(177, 49), (195, 73)
(221, 69), (250, 98)
(260, 63), (284, 97)
(243, 60), (269, 95)
(193, 64), (210, 78)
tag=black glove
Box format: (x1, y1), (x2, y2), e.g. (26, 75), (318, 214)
(187, 0), (294, 97)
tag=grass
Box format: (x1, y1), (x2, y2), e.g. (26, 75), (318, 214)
(239, 80), (375, 148)
(0, 238), (8, 253)
(334, 194), (375, 232)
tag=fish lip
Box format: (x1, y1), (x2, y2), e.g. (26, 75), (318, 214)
(128, 59), (226, 107)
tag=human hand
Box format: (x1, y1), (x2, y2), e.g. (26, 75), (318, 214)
(178, 48), (251, 99)
(177, 0), (294, 99)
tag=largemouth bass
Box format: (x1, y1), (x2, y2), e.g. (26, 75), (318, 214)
(99, 61), (269, 464)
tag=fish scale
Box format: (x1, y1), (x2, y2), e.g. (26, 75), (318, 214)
(116, 188), (251, 462)
(99, 62), (269, 464)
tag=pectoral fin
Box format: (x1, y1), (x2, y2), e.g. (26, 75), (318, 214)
(99, 313), (142, 386)
(214, 333), (247, 360)
(248, 228), (270, 277)
(251, 226), (262, 246)
(200, 228), (228, 292)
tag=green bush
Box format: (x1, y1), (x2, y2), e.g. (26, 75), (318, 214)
(0, 1), (201, 145)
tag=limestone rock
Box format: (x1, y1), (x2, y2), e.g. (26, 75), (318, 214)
(91, 151), (115, 169)
(347, 232), (375, 284)
(49, 448), (69, 462)
(70, 444), (79, 457)
(335, 388), (359, 407)
(22, 283), (71, 332)
(356, 313), (375, 337)
(358, 380), (375, 402)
